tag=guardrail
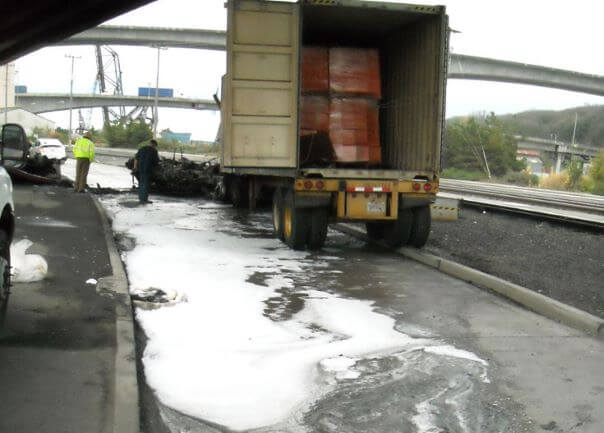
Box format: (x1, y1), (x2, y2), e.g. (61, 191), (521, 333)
(439, 179), (604, 227)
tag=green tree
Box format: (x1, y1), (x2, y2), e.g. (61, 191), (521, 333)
(30, 127), (69, 144)
(587, 150), (604, 195)
(444, 112), (519, 178)
(566, 158), (584, 190)
(103, 119), (152, 148)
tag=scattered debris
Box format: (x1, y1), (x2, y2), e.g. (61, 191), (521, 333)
(130, 287), (186, 310)
(126, 156), (222, 197)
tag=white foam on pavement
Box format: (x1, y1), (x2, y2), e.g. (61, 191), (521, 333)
(412, 388), (448, 433)
(423, 345), (488, 366)
(100, 196), (490, 431)
(320, 355), (360, 380)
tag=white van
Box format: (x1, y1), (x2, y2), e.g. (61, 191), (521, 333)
(0, 124), (24, 303)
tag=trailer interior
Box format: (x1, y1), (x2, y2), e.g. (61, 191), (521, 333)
(300, 2), (448, 178)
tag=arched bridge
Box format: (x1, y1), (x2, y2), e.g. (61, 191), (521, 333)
(15, 93), (218, 114)
(56, 25), (604, 97)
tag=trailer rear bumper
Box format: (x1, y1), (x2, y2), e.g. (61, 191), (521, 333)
(294, 178), (437, 221)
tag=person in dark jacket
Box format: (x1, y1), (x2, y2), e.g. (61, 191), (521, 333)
(134, 139), (160, 204)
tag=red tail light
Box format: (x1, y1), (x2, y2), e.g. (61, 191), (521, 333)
(423, 183), (432, 192)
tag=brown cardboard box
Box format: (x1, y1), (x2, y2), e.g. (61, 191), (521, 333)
(300, 96), (329, 132)
(301, 47), (329, 94)
(332, 143), (370, 162)
(329, 98), (380, 148)
(329, 47), (381, 99)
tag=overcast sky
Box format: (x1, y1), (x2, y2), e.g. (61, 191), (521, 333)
(14, 0), (604, 140)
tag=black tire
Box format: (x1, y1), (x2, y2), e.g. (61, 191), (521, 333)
(383, 208), (413, 248)
(409, 206), (431, 248)
(272, 189), (285, 241)
(365, 222), (385, 241)
(308, 207), (328, 250)
(229, 176), (248, 208)
(0, 230), (11, 304)
(283, 189), (310, 250)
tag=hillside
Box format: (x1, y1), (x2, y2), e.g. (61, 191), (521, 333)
(497, 105), (604, 148)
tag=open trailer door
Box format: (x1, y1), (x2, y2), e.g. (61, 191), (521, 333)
(222, 0), (300, 169)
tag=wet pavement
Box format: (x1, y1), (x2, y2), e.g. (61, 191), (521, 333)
(0, 185), (116, 433)
(106, 196), (604, 433)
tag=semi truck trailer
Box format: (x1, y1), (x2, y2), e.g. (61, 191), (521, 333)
(219, 0), (449, 250)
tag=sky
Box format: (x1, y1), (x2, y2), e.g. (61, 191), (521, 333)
(13, 0), (604, 141)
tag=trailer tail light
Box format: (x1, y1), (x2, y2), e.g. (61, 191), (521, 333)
(412, 183), (421, 191)
(303, 180), (313, 190)
(316, 180), (325, 190)
(423, 183), (432, 192)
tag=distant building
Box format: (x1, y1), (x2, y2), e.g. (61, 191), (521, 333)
(160, 129), (191, 144)
(0, 108), (55, 134)
(517, 150), (544, 175)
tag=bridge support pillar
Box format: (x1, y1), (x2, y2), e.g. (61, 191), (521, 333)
(554, 152), (563, 174)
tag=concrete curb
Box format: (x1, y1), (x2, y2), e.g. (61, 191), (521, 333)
(91, 196), (140, 433)
(335, 224), (604, 338)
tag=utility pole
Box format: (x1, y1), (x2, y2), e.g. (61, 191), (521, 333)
(152, 46), (167, 138)
(571, 112), (578, 147)
(65, 54), (81, 145)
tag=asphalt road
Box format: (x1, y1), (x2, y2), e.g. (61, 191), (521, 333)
(0, 185), (116, 433)
(118, 200), (604, 433)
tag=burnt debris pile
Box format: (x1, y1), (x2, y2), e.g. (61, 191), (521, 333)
(126, 156), (222, 197)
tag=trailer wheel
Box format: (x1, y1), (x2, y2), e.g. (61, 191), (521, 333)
(308, 207), (328, 250)
(283, 190), (310, 250)
(229, 177), (248, 208)
(365, 222), (385, 241)
(272, 189), (285, 241)
(383, 208), (413, 248)
(409, 206), (431, 248)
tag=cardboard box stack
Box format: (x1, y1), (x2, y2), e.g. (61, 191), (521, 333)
(301, 47), (329, 94)
(300, 95), (329, 136)
(300, 46), (382, 165)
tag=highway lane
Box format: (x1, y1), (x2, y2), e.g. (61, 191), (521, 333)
(102, 195), (604, 433)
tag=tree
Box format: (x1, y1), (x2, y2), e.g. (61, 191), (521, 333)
(587, 150), (604, 195)
(103, 119), (152, 148)
(444, 112), (520, 177)
(30, 127), (69, 145)
(566, 158), (584, 190)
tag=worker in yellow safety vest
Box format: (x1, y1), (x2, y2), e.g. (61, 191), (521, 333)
(73, 131), (95, 193)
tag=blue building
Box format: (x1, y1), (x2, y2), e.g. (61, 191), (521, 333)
(160, 129), (191, 144)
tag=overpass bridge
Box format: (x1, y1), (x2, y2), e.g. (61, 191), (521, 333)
(56, 25), (604, 97)
(515, 136), (601, 173)
(515, 136), (600, 159)
(15, 93), (218, 114)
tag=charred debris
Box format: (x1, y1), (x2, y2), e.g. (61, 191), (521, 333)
(126, 155), (223, 198)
